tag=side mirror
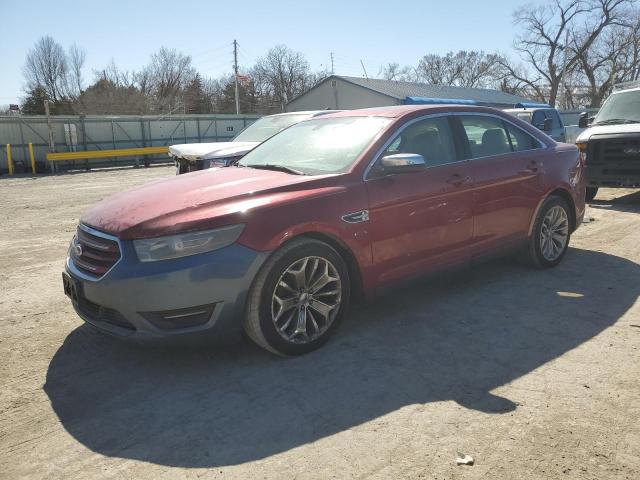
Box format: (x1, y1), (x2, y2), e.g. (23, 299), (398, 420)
(543, 118), (553, 131)
(578, 113), (589, 129)
(380, 153), (426, 174)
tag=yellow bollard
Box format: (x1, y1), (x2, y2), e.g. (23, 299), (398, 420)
(6, 144), (13, 176)
(28, 143), (36, 174)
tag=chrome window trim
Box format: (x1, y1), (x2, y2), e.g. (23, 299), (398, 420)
(363, 113), (458, 180)
(67, 223), (123, 282)
(362, 111), (548, 181)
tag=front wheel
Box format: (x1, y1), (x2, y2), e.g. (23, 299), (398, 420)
(243, 238), (350, 356)
(525, 196), (571, 268)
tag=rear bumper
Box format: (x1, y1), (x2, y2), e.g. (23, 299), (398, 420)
(65, 241), (268, 342)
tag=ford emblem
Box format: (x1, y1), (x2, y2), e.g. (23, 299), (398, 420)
(624, 147), (640, 155)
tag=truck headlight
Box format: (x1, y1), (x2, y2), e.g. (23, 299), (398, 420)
(576, 141), (588, 165)
(134, 224), (245, 262)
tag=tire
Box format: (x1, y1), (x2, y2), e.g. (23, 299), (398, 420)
(243, 238), (350, 356)
(525, 195), (572, 268)
(585, 186), (599, 202)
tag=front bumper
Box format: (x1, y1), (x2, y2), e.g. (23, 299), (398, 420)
(586, 165), (640, 188)
(65, 238), (268, 341)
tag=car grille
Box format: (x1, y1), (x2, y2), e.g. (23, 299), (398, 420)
(71, 225), (121, 278)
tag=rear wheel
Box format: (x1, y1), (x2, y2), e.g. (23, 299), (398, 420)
(585, 186), (599, 202)
(525, 195), (571, 268)
(243, 238), (350, 356)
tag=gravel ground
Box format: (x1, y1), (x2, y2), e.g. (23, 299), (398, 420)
(0, 166), (639, 480)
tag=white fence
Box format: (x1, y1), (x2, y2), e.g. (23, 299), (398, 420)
(0, 114), (260, 173)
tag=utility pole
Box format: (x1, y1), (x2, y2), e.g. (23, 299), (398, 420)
(233, 39), (240, 114)
(360, 60), (368, 80)
(330, 52), (335, 75)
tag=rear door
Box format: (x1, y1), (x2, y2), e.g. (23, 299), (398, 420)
(364, 115), (474, 286)
(453, 114), (545, 254)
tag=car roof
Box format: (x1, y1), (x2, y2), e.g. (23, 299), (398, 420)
(504, 107), (552, 113)
(314, 104), (510, 119)
(269, 110), (340, 117)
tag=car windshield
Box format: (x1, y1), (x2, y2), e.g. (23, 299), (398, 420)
(593, 90), (640, 125)
(237, 116), (391, 175)
(233, 113), (311, 142)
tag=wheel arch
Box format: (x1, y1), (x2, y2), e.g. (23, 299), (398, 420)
(528, 187), (577, 236)
(282, 231), (364, 300)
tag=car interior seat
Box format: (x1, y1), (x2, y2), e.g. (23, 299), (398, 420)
(403, 130), (443, 165)
(481, 129), (510, 156)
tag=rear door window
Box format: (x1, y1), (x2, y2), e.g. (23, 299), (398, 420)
(504, 123), (541, 152)
(458, 116), (511, 158)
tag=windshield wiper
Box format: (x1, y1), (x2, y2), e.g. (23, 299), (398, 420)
(244, 164), (305, 175)
(593, 118), (637, 126)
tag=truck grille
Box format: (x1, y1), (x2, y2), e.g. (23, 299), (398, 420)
(71, 225), (121, 278)
(590, 138), (640, 164)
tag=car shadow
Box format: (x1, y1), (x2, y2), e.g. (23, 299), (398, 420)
(44, 248), (639, 468)
(589, 189), (640, 212)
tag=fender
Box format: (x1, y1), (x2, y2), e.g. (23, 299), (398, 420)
(527, 183), (579, 237)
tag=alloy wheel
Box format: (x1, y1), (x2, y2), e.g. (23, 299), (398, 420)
(271, 256), (342, 344)
(540, 205), (569, 261)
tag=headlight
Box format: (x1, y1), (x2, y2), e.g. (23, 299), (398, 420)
(134, 224), (244, 262)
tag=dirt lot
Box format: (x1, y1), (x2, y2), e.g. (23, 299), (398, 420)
(1, 166), (639, 480)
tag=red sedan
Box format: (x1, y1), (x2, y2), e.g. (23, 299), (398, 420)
(63, 105), (585, 355)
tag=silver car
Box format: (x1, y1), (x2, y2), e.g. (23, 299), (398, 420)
(170, 111), (338, 174)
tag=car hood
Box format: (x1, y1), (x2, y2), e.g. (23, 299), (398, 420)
(168, 141), (259, 160)
(81, 167), (337, 240)
(576, 122), (640, 142)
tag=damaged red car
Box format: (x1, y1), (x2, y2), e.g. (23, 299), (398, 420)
(63, 105), (585, 355)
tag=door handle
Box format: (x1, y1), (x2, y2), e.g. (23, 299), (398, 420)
(446, 174), (471, 186)
(520, 161), (538, 174)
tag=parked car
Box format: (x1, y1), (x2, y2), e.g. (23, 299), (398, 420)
(63, 105), (585, 355)
(169, 111), (337, 174)
(576, 80), (640, 201)
(504, 103), (566, 142)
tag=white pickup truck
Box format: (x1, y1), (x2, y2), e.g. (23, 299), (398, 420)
(576, 81), (640, 201)
(169, 111), (337, 174)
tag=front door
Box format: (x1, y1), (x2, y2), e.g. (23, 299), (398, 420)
(365, 115), (474, 286)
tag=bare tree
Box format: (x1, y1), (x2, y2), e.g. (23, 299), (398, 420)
(379, 62), (415, 81)
(252, 45), (315, 110)
(509, 0), (630, 106)
(618, 10), (640, 82)
(23, 36), (69, 102)
(416, 54), (460, 85)
(415, 51), (505, 88)
(139, 47), (195, 112)
(67, 44), (86, 99)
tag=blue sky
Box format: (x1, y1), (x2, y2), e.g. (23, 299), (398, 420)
(0, 0), (545, 104)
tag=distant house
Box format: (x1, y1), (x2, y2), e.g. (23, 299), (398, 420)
(286, 75), (534, 111)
